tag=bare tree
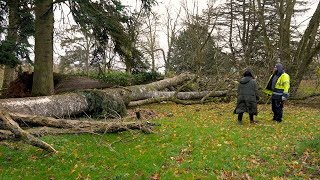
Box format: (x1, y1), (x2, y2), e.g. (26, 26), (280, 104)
(163, 1), (182, 74)
(291, 1), (320, 95)
(139, 11), (161, 73)
(57, 25), (94, 75)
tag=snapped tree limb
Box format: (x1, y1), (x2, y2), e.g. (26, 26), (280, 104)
(0, 109), (57, 153)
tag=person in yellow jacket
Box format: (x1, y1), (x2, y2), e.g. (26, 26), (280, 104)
(264, 63), (290, 122)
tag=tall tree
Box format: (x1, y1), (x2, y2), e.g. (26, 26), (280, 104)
(216, 0), (318, 91)
(277, 0), (296, 65)
(32, 0), (54, 96)
(218, 0), (267, 72)
(30, 0), (156, 96)
(163, 3), (182, 74)
(139, 11), (161, 73)
(0, 0), (34, 89)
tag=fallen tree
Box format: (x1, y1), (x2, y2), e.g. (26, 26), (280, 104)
(0, 73), (195, 117)
(0, 73), (236, 153)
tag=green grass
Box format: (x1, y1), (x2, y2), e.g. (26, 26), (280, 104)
(297, 79), (320, 95)
(0, 102), (319, 179)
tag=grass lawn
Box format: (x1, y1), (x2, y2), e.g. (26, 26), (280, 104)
(0, 102), (319, 179)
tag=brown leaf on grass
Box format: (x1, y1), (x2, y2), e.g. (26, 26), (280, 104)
(175, 156), (185, 164)
(220, 170), (254, 180)
(301, 150), (310, 163)
(150, 173), (160, 180)
(242, 173), (252, 180)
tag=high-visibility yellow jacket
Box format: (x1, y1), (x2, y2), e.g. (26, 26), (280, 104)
(264, 72), (290, 99)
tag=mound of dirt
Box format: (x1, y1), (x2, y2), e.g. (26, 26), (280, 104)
(1, 72), (33, 98)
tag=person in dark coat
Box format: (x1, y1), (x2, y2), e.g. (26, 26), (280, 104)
(234, 70), (259, 124)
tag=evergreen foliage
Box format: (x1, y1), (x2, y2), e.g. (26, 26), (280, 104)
(0, 40), (21, 67)
(69, 0), (156, 73)
(83, 90), (127, 118)
(0, 0), (34, 67)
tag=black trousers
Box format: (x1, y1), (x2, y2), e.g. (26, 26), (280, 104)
(272, 99), (283, 122)
(238, 113), (254, 121)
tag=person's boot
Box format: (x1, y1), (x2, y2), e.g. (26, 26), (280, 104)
(249, 114), (258, 124)
(238, 113), (243, 125)
(250, 120), (258, 124)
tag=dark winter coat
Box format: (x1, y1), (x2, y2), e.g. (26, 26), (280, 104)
(234, 76), (259, 115)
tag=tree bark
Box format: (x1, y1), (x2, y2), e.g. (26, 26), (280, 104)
(32, 0), (54, 96)
(54, 75), (114, 93)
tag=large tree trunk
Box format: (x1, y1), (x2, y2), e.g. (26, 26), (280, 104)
(32, 0), (54, 96)
(0, 73), (194, 117)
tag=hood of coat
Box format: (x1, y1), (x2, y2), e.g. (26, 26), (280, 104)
(275, 63), (284, 75)
(240, 76), (253, 84)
